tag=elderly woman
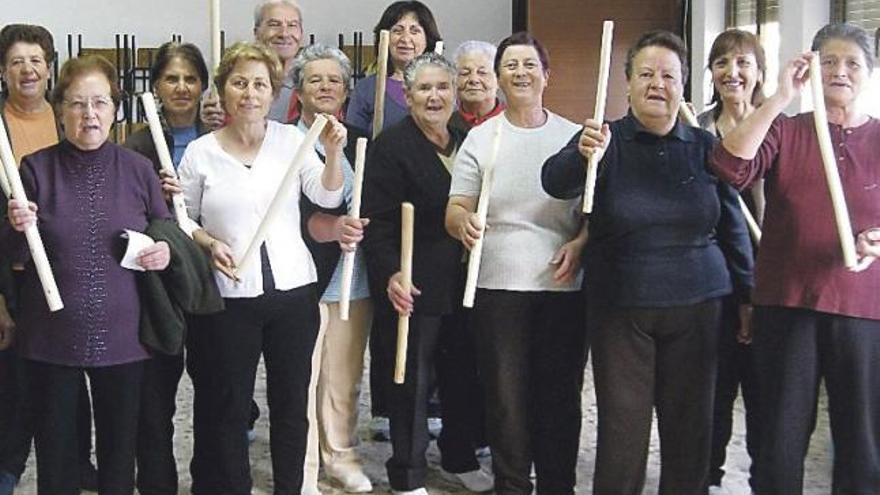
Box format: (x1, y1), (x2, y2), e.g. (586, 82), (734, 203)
(1, 55), (172, 494)
(346, 0), (441, 136)
(0, 24), (98, 493)
(450, 40), (504, 133)
(178, 41), (344, 494)
(361, 52), (492, 495)
(541, 31), (753, 494)
(446, 32), (587, 494)
(287, 43), (373, 493)
(123, 41), (212, 495)
(711, 23), (880, 493)
(697, 29), (766, 493)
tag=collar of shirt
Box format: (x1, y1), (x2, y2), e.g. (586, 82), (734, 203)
(619, 110), (700, 143)
(458, 99), (506, 128)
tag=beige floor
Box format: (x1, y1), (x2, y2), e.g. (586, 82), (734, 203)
(15, 357), (833, 494)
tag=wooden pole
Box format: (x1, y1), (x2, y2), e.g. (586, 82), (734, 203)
(393, 202), (414, 384)
(0, 154), (10, 198)
(210, 0), (222, 74)
(0, 118), (64, 311)
(462, 118), (503, 308)
(582, 20), (614, 214)
(371, 30), (390, 139)
(140, 92), (193, 234)
(235, 115), (329, 273)
(809, 53), (858, 268)
(678, 99), (699, 127)
(339, 137), (367, 321)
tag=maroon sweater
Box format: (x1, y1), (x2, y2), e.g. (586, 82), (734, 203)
(711, 113), (880, 320)
(0, 140), (171, 366)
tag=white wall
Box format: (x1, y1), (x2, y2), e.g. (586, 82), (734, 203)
(4, 0), (511, 64)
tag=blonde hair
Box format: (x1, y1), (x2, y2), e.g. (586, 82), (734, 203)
(214, 41), (283, 99)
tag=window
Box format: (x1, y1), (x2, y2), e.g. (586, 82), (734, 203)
(725, 0), (780, 94)
(831, 0), (880, 116)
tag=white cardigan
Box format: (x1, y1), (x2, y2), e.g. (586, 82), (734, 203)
(179, 120), (343, 298)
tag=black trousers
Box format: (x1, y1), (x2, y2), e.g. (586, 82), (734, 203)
(380, 309), (484, 490)
(753, 306), (880, 495)
(591, 298), (721, 495)
(187, 314), (221, 495)
(471, 289), (587, 495)
(27, 359), (143, 495)
(369, 309), (395, 418)
(709, 296), (760, 488)
(196, 284), (319, 495)
(136, 352), (185, 495)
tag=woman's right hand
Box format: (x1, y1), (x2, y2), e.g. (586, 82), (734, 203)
(458, 213), (484, 250)
(334, 216), (370, 252)
(773, 52), (813, 107)
(209, 238), (238, 280)
(578, 118), (611, 163)
(7, 199), (38, 232)
(200, 91), (226, 130)
(387, 271), (421, 316)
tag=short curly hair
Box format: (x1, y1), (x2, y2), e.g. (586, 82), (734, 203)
(0, 24), (56, 68)
(51, 55), (121, 115)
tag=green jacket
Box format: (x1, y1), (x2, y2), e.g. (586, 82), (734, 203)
(138, 219), (224, 355)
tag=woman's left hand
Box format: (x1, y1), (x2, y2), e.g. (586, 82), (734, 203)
(319, 115), (347, 158)
(137, 241), (171, 271)
(550, 238), (585, 285)
(159, 170), (182, 200)
(737, 304), (753, 345)
(850, 227), (880, 272)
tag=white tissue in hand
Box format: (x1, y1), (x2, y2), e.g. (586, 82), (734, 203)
(120, 229), (156, 271)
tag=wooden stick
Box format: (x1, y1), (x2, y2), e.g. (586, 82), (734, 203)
(0, 118), (63, 312)
(582, 20), (614, 214)
(711, 125), (764, 243)
(210, 0), (222, 74)
(462, 118), (503, 308)
(809, 52), (858, 268)
(678, 99), (699, 127)
(140, 92), (193, 235)
(737, 195), (762, 243)
(0, 154), (10, 198)
(339, 137), (367, 321)
(434, 40), (444, 55)
(235, 114), (329, 274)
(393, 202), (414, 384)
(371, 30), (390, 139)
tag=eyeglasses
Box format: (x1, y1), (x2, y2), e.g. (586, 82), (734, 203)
(63, 95), (114, 113)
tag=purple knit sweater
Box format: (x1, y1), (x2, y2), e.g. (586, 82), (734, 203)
(0, 140), (171, 367)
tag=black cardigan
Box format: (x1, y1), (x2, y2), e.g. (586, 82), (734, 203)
(361, 116), (466, 316)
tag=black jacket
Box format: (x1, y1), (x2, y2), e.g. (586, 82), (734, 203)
(361, 116), (466, 316)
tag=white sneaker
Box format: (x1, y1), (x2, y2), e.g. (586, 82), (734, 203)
(392, 488), (427, 495)
(708, 486), (730, 495)
(454, 468), (494, 493)
(326, 467), (373, 493)
(427, 417), (442, 439)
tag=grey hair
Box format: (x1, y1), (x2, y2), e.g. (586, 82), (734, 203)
(811, 23), (874, 71)
(402, 52), (456, 91)
(253, 0), (302, 28)
(452, 40), (497, 68)
(291, 43), (353, 92)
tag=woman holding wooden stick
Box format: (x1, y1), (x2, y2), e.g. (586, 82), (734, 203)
(346, 1), (442, 137)
(2, 55), (173, 494)
(446, 31), (587, 494)
(288, 43), (373, 494)
(710, 23), (880, 494)
(542, 31), (753, 494)
(177, 42), (344, 494)
(0, 24), (100, 494)
(695, 29), (766, 493)
(361, 52), (491, 495)
(123, 41), (216, 495)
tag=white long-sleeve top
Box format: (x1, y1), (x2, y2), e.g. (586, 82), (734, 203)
(178, 120), (343, 298)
